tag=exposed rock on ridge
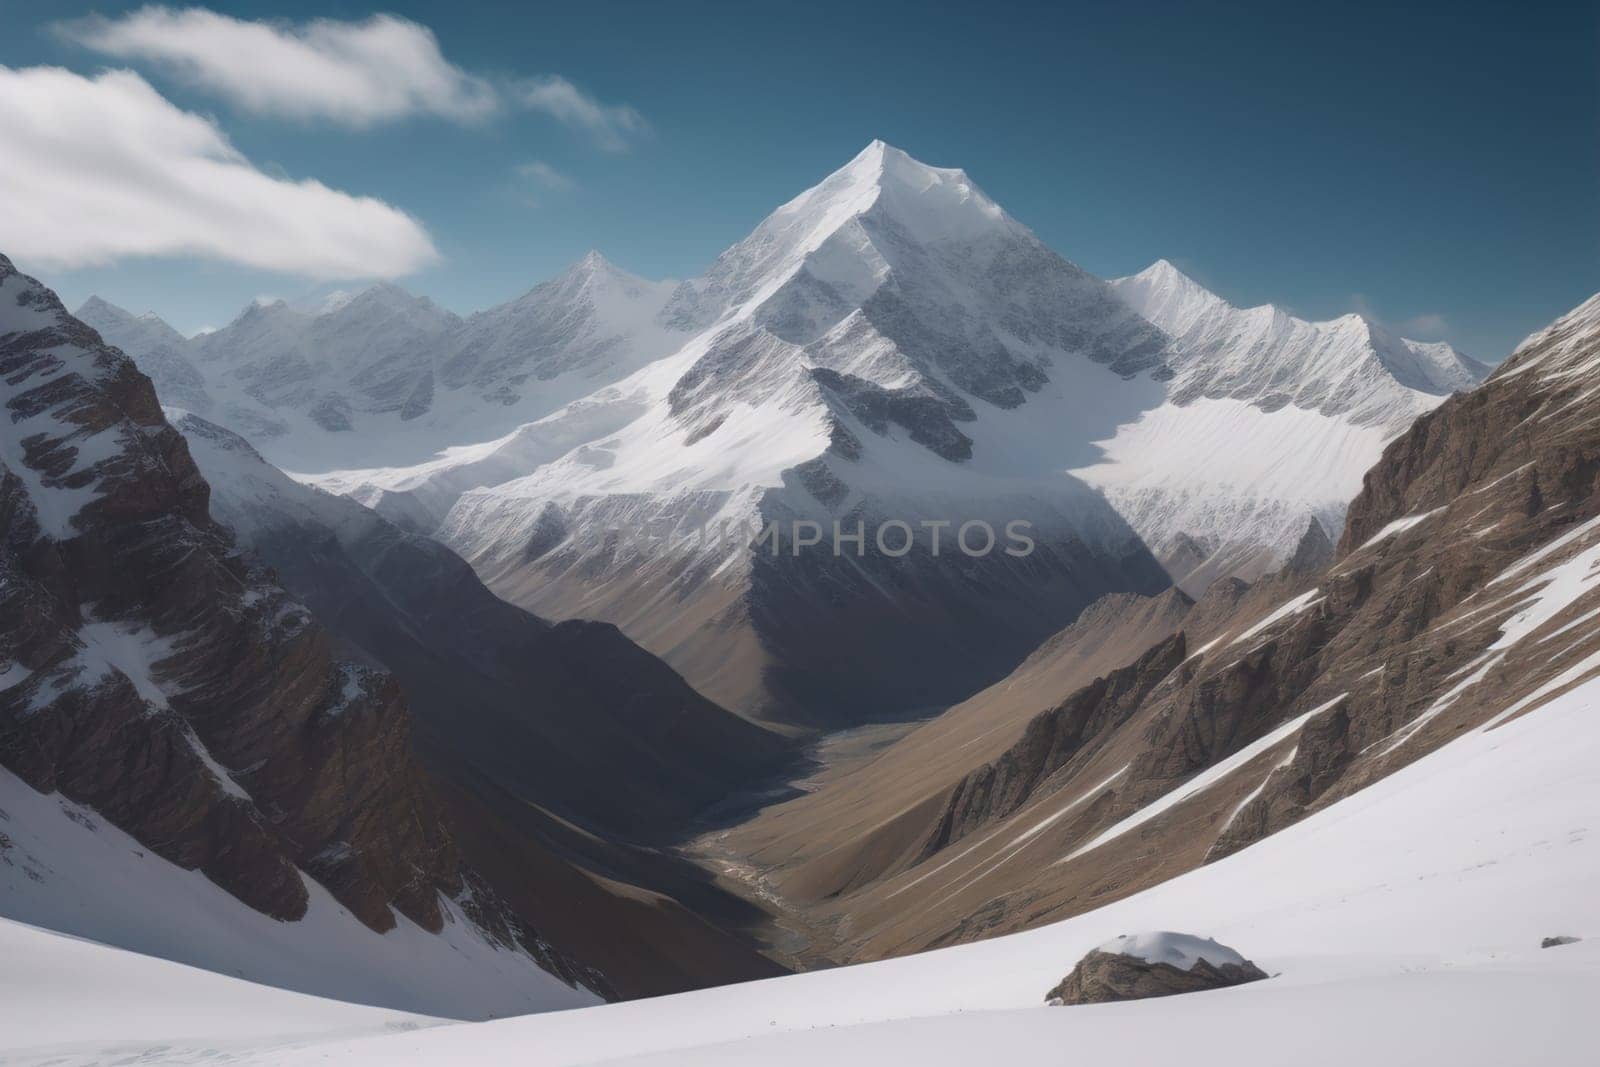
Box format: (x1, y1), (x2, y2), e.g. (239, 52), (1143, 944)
(0, 255), (599, 997)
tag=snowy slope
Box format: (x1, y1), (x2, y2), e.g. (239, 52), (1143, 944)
(345, 143), (1169, 534)
(1083, 260), (1488, 591)
(0, 917), (434, 1064)
(1070, 396), (1388, 590)
(0, 764), (598, 1021)
(10, 656), (1593, 1066)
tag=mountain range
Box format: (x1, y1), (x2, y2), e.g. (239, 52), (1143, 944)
(6, 252), (1596, 1067)
(1092, 259), (1489, 592)
(8, 140), (1593, 1059)
(83, 141), (1484, 729)
(3, 254), (785, 1005)
(710, 286), (1598, 963)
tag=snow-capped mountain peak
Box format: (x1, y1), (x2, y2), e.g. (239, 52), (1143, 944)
(528, 250), (668, 309)
(1111, 261), (1485, 425)
(74, 295), (186, 350)
(225, 296), (302, 332)
(829, 139), (1010, 239)
(1354, 314), (1489, 395)
(1109, 259), (1235, 332)
(438, 251), (683, 402)
(770, 140), (972, 224)
(571, 248), (627, 277)
(323, 281), (456, 332)
(1080, 260), (1490, 594)
(666, 141), (1026, 337)
(425, 144), (1175, 723)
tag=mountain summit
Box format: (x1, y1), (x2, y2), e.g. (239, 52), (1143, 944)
(425, 143), (1173, 724)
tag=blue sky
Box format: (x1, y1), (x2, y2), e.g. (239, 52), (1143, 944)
(1, 0), (1595, 360)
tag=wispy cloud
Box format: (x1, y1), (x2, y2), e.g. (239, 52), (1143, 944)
(0, 65), (437, 278)
(57, 7), (497, 126)
(1398, 312), (1449, 339)
(1349, 294), (1451, 341)
(513, 76), (649, 152)
(57, 7), (649, 148)
(515, 161), (576, 191)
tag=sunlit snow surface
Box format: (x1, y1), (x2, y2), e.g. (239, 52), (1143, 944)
(1081, 260), (1485, 575)
(5, 670), (1594, 1066)
(0, 766), (599, 1025)
(1095, 931), (1248, 971)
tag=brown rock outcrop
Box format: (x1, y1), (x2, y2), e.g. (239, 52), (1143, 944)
(1048, 945), (1268, 1004)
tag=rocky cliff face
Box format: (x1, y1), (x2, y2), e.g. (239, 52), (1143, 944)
(707, 291), (1600, 965)
(0, 255), (599, 999)
(705, 586), (1194, 923)
(171, 410), (795, 997)
(924, 634), (1189, 857)
(177, 412), (788, 842)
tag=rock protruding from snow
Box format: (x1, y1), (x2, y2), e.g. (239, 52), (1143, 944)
(1285, 516), (1335, 575)
(1046, 932), (1268, 1004)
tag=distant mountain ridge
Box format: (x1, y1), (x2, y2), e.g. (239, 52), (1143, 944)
(428, 140), (1177, 725)
(82, 142), (1486, 727)
(10, 140), (1583, 1041)
(1075, 259), (1487, 594)
(77, 251), (692, 474)
(1111, 259), (1486, 422)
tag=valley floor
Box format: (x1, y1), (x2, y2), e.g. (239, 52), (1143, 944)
(5, 668), (1595, 1066)
(687, 711), (931, 968)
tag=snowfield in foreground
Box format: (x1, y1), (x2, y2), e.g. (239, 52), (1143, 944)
(0, 919), (434, 1064)
(4, 670), (1596, 1066)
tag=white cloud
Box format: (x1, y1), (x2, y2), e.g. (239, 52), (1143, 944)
(57, 7), (649, 149)
(514, 75), (648, 152)
(515, 161), (575, 191)
(0, 65), (438, 279)
(58, 6), (497, 126)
